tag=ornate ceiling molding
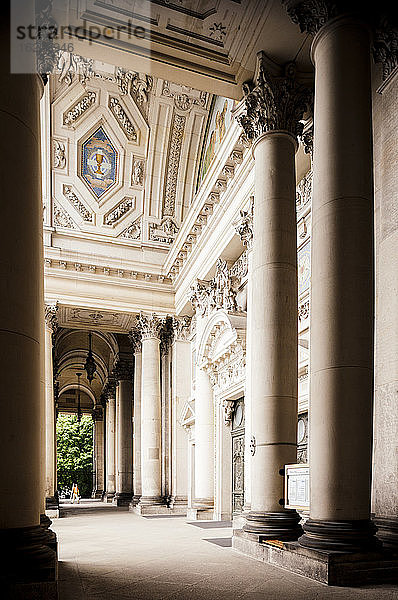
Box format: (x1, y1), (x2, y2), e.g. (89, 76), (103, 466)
(104, 197), (134, 226)
(63, 185), (93, 222)
(161, 81), (208, 112)
(53, 201), (76, 229)
(149, 218), (179, 245)
(108, 97), (137, 141)
(238, 53), (313, 141)
(53, 139), (67, 169)
(119, 217), (142, 241)
(63, 90), (97, 127)
(163, 114), (186, 218)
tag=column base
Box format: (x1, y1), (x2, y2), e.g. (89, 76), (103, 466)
(92, 489), (104, 499)
(243, 510), (302, 542)
(112, 492), (132, 507)
(40, 515), (58, 556)
(132, 496), (177, 515)
(233, 529), (398, 586)
(103, 492), (115, 503)
(0, 526), (57, 590)
(374, 516), (398, 550)
(45, 494), (60, 519)
(298, 518), (380, 553)
(130, 494), (141, 507)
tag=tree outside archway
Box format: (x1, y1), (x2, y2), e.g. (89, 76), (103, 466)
(56, 414), (94, 498)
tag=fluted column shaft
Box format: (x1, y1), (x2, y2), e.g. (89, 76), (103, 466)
(298, 16), (377, 552)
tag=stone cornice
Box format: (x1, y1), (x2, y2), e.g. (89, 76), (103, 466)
(238, 53), (313, 141)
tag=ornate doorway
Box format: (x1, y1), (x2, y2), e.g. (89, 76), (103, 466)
(231, 398), (245, 515)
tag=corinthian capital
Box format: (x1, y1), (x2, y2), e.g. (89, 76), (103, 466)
(136, 312), (163, 340)
(114, 358), (133, 382)
(172, 316), (192, 342)
(129, 326), (142, 353)
(45, 302), (58, 332)
(238, 54), (313, 141)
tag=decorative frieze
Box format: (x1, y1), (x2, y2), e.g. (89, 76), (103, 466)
(120, 218), (141, 240)
(108, 97), (137, 141)
(57, 51), (93, 86)
(45, 303), (58, 333)
(238, 53), (313, 141)
(234, 196), (254, 249)
(131, 158), (145, 186)
(373, 18), (398, 81)
(163, 114), (186, 217)
(298, 299), (310, 322)
(296, 170), (313, 209)
(130, 73), (153, 106)
(161, 81), (207, 112)
(53, 201), (76, 229)
(63, 91), (96, 126)
(53, 139), (66, 169)
(223, 399), (235, 425)
(136, 312), (163, 340)
(189, 258), (239, 316)
(104, 197), (134, 226)
(149, 217), (179, 244)
(63, 186), (93, 222)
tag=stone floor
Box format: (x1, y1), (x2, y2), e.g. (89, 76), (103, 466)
(51, 501), (398, 600)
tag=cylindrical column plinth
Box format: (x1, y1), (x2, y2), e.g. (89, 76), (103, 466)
(244, 131), (301, 540)
(140, 337), (164, 505)
(299, 17), (378, 553)
(105, 395), (116, 500)
(193, 366), (214, 509)
(114, 376), (133, 505)
(0, 67), (55, 580)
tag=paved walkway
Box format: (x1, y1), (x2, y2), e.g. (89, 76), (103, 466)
(51, 503), (398, 600)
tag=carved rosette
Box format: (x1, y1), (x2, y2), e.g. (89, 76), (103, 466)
(129, 327), (142, 354)
(136, 312), (163, 340)
(234, 197), (254, 249)
(45, 303), (58, 332)
(114, 358), (133, 382)
(172, 316), (192, 342)
(238, 53), (313, 142)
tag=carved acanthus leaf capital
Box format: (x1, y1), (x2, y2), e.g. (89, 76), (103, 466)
(129, 327), (142, 354)
(172, 316), (192, 342)
(238, 54), (313, 141)
(283, 0), (341, 36)
(373, 17), (398, 82)
(136, 312), (163, 340)
(92, 404), (104, 421)
(45, 302), (58, 332)
(114, 358), (133, 382)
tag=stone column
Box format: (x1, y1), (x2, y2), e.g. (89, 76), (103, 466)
(92, 404), (105, 498)
(285, 3), (377, 551)
(193, 362), (214, 513)
(372, 22), (398, 550)
(236, 52), (312, 540)
(44, 304), (59, 516)
(0, 59), (56, 591)
(105, 378), (116, 501)
(129, 328), (142, 505)
(234, 199), (254, 514)
(169, 317), (192, 512)
(114, 360), (133, 506)
(136, 313), (167, 512)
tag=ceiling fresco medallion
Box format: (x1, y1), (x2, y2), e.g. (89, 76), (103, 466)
(81, 126), (118, 199)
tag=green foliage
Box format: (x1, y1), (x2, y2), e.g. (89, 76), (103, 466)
(56, 414), (93, 498)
